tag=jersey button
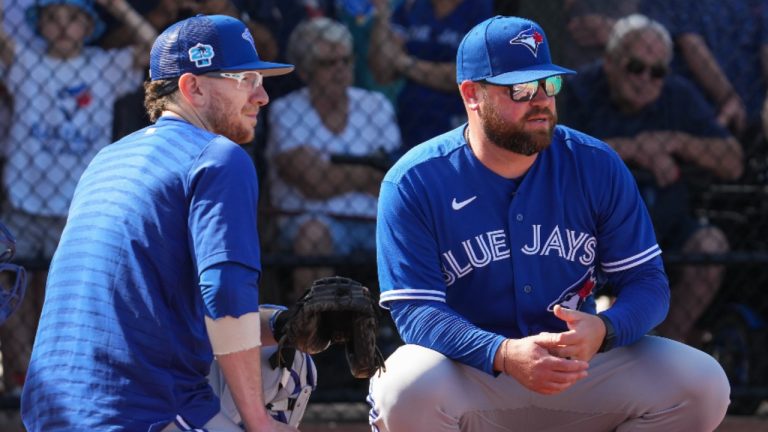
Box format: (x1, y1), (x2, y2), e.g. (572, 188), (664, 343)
(523, 284), (532, 293)
(516, 214), (523, 222)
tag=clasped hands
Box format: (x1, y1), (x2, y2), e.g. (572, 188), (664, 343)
(497, 305), (607, 395)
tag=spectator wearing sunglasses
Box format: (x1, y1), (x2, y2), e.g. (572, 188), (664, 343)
(641, 0), (768, 140)
(368, 15), (729, 432)
(560, 14), (744, 345)
(266, 17), (401, 303)
(561, 0), (639, 69)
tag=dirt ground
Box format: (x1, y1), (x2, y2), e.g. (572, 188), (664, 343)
(1, 407), (765, 431)
(300, 415), (768, 432)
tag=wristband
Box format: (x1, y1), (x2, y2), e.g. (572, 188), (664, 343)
(260, 304), (288, 337)
(597, 314), (616, 353)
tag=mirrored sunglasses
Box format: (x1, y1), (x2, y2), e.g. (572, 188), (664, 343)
(505, 75), (563, 102)
(205, 71), (264, 91)
(625, 58), (668, 79)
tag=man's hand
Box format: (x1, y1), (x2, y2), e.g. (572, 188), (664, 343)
(717, 93), (747, 135)
(497, 334), (589, 395)
(549, 305), (606, 362)
(648, 152), (680, 187)
(635, 131), (682, 186)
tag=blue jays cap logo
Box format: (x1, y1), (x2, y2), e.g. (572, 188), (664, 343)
(509, 26), (544, 57)
(241, 28), (254, 47)
(548, 267), (597, 312)
(188, 43), (215, 68)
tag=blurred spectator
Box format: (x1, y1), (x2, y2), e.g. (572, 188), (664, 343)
(641, 0), (768, 138)
(562, 0), (638, 69)
(245, 0), (338, 99)
(95, 1), (279, 60)
(91, 0), (166, 48)
(0, 81), (10, 160)
(267, 17), (400, 302)
(560, 14), (744, 344)
(513, 0), (638, 71)
(2, 0), (42, 50)
(335, 0), (404, 103)
(368, 0), (493, 152)
(493, 0), (519, 15)
(0, 0), (155, 394)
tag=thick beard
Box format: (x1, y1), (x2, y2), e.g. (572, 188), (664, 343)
(479, 102), (556, 156)
(208, 91), (255, 144)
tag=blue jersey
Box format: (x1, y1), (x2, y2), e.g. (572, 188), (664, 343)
(377, 125), (667, 340)
(21, 117), (262, 431)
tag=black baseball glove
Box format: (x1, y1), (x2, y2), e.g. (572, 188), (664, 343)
(271, 276), (386, 379)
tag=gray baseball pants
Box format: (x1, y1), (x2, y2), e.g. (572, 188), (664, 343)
(162, 346), (316, 431)
(368, 336), (730, 431)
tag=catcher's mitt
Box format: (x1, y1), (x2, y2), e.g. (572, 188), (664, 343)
(271, 276), (385, 379)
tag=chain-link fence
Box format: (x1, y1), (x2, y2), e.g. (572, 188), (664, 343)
(1, 0), (768, 428)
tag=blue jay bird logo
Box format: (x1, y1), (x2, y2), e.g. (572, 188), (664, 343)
(188, 43), (215, 68)
(241, 28), (255, 47)
(57, 83), (92, 120)
(548, 267), (597, 312)
(509, 26), (544, 57)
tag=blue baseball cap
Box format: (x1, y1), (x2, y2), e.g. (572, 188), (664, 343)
(150, 14), (294, 81)
(26, 0), (106, 44)
(456, 16), (575, 85)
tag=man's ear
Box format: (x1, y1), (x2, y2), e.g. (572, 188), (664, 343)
(177, 73), (207, 107)
(460, 80), (482, 111)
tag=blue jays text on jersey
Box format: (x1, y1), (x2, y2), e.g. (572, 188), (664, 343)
(377, 124), (662, 338)
(440, 224), (598, 286)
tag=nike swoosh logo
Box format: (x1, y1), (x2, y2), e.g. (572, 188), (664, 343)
(452, 196), (477, 210)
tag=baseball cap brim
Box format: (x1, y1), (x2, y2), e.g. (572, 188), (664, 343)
(221, 60), (294, 77)
(484, 65), (576, 85)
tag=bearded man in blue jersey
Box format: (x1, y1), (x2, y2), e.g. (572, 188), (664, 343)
(22, 15), (313, 432)
(367, 15), (731, 432)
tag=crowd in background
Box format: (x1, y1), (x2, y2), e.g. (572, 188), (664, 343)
(1, 0), (768, 411)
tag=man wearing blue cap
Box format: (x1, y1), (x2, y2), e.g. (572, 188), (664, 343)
(22, 14), (309, 432)
(368, 15), (730, 431)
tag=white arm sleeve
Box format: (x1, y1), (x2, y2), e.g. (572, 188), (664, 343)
(205, 312), (262, 355)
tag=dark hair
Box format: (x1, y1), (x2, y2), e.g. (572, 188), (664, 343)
(143, 79), (179, 122)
